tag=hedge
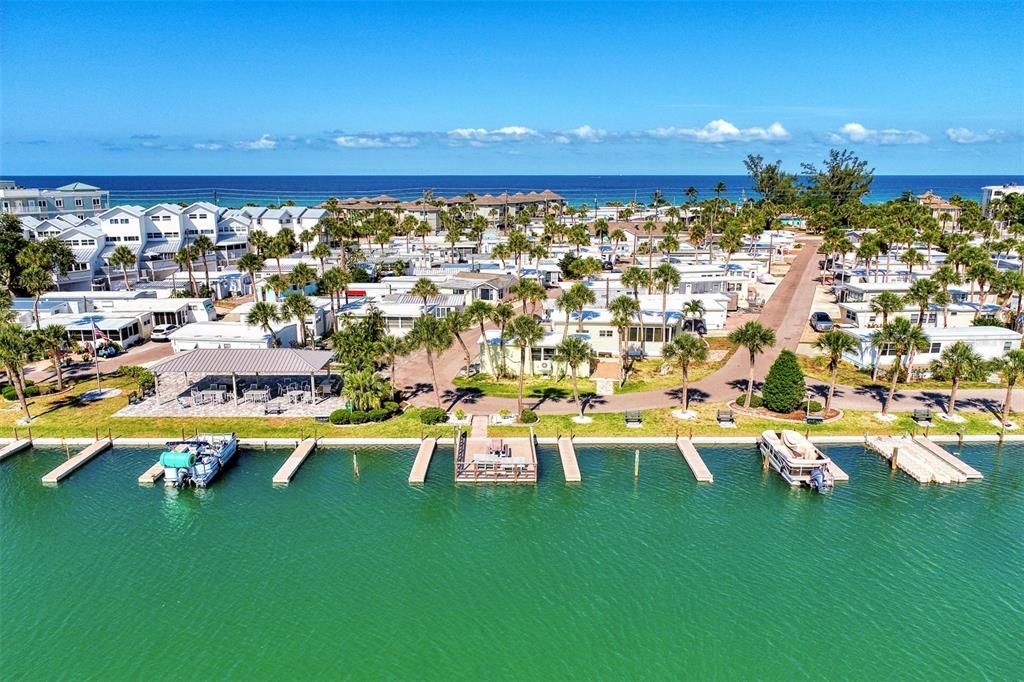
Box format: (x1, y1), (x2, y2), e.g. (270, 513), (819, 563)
(735, 394), (763, 408)
(2, 382), (40, 401)
(329, 402), (400, 425)
(418, 407), (448, 425)
(519, 408), (538, 424)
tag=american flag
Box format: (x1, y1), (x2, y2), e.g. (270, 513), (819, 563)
(92, 324), (110, 343)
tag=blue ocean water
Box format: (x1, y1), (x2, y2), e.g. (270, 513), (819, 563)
(10, 174), (1023, 208)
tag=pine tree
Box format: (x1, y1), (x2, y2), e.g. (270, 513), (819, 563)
(761, 350), (806, 413)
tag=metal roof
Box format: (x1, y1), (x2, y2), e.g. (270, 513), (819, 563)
(151, 348), (335, 375)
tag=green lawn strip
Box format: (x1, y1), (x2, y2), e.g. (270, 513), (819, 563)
(489, 405), (1013, 439)
(453, 374), (594, 400)
(0, 376), (449, 439)
(797, 356), (1004, 391)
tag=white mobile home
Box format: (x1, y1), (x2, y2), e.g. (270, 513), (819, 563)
(841, 326), (1022, 371)
(167, 321), (297, 351)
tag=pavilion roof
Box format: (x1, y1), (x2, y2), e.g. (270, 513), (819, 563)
(151, 348), (335, 375)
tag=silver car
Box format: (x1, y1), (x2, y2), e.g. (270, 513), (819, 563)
(809, 312), (834, 332)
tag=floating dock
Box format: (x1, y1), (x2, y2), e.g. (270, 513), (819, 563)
(676, 438), (713, 483)
(865, 435), (974, 484)
(914, 436), (983, 480)
(0, 439), (33, 462)
(41, 438), (113, 486)
(557, 436), (581, 483)
(409, 437), (437, 484)
(137, 461), (165, 485)
(826, 459), (850, 483)
(272, 438), (316, 485)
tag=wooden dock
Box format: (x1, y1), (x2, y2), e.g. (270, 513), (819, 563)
(865, 436), (967, 484)
(138, 461), (165, 485)
(409, 437), (437, 484)
(676, 438), (713, 483)
(272, 438), (317, 485)
(41, 438), (112, 486)
(827, 459), (850, 482)
(557, 436), (581, 483)
(914, 436), (983, 480)
(0, 439), (32, 462)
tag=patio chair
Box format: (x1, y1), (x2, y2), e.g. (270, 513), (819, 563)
(176, 397), (191, 409)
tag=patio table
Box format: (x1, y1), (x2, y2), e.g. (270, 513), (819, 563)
(244, 389), (271, 404)
(200, 389), (226, 404)
(287, 390), (309, 404)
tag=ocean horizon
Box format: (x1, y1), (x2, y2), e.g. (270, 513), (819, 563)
(8, 174), (1023, 208)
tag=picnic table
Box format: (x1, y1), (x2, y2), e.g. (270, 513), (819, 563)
(244, 389), (271, 404)
(199, 389), (226, 404)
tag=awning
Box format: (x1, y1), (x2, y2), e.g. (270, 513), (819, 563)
(72, 247), (96, 262)
(101, 243), (141, 259)
(143, 240), (181, 256)
(151, 348), (336, 375)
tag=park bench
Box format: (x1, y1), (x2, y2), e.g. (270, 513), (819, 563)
(913, 409), (933, 424)
(625, 410), (642, 427)
(806, 415), (824, 425)
(717, 409), (736, 425)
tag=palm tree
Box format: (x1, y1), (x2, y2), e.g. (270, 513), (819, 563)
(728, 321), (777, 408)
(249, 229), (270, 256)
(311, 242), (332, 274)
(899, 247), (925, 278)
(992, 349), (1024, 427)
(662, 333), (708, 413)
(290, 262), (318, 291)
(33, 324), (70, 391)
(192, 234), (216, 297)
(19, 267), (53, 331)
(653, 262), (681, 341)
(505, 314), (545, 416)
(874, 318), (929, 416)
(609, 295), (640, 381)
(465, 300), (494, 373)
(409, 277), (439, 314)
(246, 301), (282, 347)
(621, 266), (650, 352)
(282, 292), (315, 347)
(814, 329), (857, 414)
(237, 252), (265, 299)
(904, 277), (939, 328)
(342, 368), (391, 411)
(173, 245), (199, 296)
(510, 278), (546, 314)
(554, 336), (596, 418)
(870, 291), (904, 327)
(930, 341), (985, 416)
(931, 264), (962, 327)
(555, 287), (580, 340)
(445, 309), (475, 377)
(407, 314), (453, 408)
(375, 334), (407, 389)
(0, 324), (32, 421)
(489, 302), (515, 378)
(109, 245), (137, 291)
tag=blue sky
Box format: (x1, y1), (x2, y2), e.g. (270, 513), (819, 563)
(2, 1), (1022, 175)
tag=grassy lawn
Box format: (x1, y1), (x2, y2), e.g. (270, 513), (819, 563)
(453, 337), (738, 398)
(0, 375), (452, 440)
(798, 356), (1003, 391)
(490, 403), (1016, 439)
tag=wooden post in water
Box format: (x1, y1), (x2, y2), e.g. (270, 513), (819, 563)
(352, 453), (359, 479)
(891, 446), (899, 470)
(634, 449), (639, 478)
(958, 429), (964, 446)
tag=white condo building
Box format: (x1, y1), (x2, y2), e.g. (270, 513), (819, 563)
(0, 180), (109, 219)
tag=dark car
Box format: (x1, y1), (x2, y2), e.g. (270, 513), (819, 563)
(810, 312), (834, 332)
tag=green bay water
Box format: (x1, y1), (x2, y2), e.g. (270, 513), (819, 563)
(2, 443), (1022, 679)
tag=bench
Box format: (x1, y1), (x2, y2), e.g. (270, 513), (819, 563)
(806, 415), (824, 425)
(717, 410), (735, 425)
(264, 403), (285, 416)
(625, 410), (642, 426)
(314, 415), (330, 423)
(913, 409), (933, 424)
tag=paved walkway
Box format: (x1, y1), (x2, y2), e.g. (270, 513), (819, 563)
(406, 238), (1023, 416)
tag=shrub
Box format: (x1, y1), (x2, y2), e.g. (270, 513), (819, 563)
(2, 382), (39, 401)
(329, 405), (399, 425)
(802, 400), (824, 414)
(519, 408), (538, 424)
(735, 394), (763, 408)
(972, 317), (1007, 328)
(419, 407), (448, 425)
(761, 350), (806, 413)
(329, 409), (352, 425)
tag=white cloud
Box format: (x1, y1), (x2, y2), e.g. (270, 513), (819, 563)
(567, 124), (608, 142)
(447, 126), (540, 145)
(235, 134), (277, 150)
(645, 119), (790, 143)
(945, 127), (1012, 144)
(335, 134), (421, 148)
(832, 122), (928, 145)
(193, 142), (224, 151)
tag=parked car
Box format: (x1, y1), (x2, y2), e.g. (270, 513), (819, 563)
(151, 324), (179, 341)
(809, 312), (834, 332)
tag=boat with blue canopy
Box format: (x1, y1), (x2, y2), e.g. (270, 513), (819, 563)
(160, 433), (239, 488)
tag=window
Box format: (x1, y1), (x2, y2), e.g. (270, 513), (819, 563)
(93, 198), (101, 206)
(55, 199), (63, 208)
(628, 327), (666, 343)
(188, 214), (198, 220)
(1004, 342), (1013, 353)
(75, 198), (83, 207)
(38, 200), (47, 208)
(198, 213), (208, 219)
(928, 342), (941, 354)
(1, 202), (8, 209)
(879, 343), (896, 356)
(599, 329), (613, 338)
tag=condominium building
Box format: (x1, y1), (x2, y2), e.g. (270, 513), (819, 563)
(0, 180), (109, 218)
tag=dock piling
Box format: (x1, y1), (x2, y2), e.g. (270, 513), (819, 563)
(634, 449), (639, 478)
(352, 453), (359, 479)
